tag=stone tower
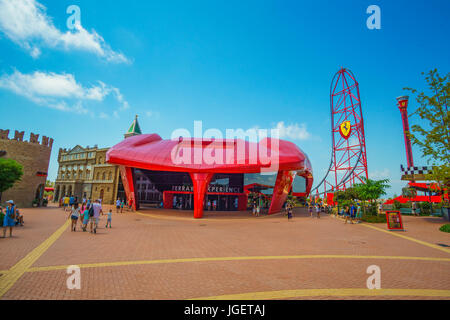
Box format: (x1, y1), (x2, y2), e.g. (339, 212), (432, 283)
(0, 129), (53, 207)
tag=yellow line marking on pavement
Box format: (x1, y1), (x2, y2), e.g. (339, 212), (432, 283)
(0, 219), (70, 298)
(189, 288), (450, 300)
(27, 254), (450, 273)
(360, 223), (450, 254)
(134, 210), (283, 222)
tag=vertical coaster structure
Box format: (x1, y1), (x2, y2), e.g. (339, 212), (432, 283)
(312, 67), (368, 196)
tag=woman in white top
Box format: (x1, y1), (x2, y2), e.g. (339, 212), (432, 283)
(68, 203), (81, 232)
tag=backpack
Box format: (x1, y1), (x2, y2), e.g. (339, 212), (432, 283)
(88, 206), (94, 217)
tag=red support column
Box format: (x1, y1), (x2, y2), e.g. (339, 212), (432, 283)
(238, 194), (248, 211)
(163, 191), (174, 209)
(397, 96), (414, 168)
(190, 173), (214, 219)
(268, 170), (295, 214)
(119, 165), (137, 211)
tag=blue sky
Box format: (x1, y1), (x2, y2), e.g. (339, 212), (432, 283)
(0, 0), (449, 197)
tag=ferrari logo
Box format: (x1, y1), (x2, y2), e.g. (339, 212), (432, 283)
(339, 121), (352, 139)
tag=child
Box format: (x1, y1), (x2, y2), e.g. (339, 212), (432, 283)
(105, 209), (112, 228)
(81, 204), (90, 232)
(15, 209), (24, 226)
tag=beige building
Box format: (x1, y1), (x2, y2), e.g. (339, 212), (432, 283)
(54, 145), (122, 204)
(54, 116), (145, 205)
(0, 129), (53, 208)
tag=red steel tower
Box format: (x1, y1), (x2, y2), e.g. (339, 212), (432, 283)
(396, 96), (414, 168)
(312, 68), (369, 196)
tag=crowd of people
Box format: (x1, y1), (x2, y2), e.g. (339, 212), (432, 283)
(60, 195), (127, 233)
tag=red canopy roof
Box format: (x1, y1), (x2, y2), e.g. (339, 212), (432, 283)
(408, 182), (442, 191)
(106, 134), (313, 176)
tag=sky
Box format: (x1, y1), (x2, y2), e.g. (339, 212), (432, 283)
(0, 0), (449, 197)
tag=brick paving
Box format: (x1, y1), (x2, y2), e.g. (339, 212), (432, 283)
(0, 205), (449, 299)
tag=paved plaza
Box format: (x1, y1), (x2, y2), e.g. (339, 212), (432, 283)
(0, 205), (449, 300)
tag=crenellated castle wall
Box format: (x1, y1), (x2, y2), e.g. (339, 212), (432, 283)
(0, 129), (53, 208)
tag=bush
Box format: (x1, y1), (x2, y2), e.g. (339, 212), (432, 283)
(418, 202), (432, 216)
(439, 224), (450, 233)
(361, 214), (386, 223)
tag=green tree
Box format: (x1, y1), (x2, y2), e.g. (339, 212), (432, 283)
(45, 180), (54, 188)
(404, 69), (450, 198)
(353, 178), (390, 215)
(0, 158), (24, 201)
(402, 187), (416, 205)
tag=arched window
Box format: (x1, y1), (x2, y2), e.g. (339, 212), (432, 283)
(96, 172), (100, 180)
(102, 172), (106, 180)
(108, 172), (112, 180)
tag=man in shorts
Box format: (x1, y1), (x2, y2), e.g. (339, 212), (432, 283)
(90, 200), (103, 234)
(63, 195), (70, 212)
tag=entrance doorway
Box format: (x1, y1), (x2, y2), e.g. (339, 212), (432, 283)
(173, 193), (193, 210)
(205, 195), (238, 211)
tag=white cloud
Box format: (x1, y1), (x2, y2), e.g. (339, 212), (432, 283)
(145, 110), (160, 119)
(274, 121), (311, 140)
(0, 0), (130, 63)
(369, 168), (391, 180)
(0, 69), (130, 116)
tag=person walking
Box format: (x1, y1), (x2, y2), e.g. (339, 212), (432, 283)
(287, 203), (293, 221)
(411, 201), (418, 216)
(128, 197), (134, 212)
(63, 195), (70, 212)
(69, 195), (75, 208)
(378, 202), (383, 215)
(81, 204), (90, 232)
(68, 203), (80, 232)
(116, 198), (121, 213)
(344, 206), (352, 224)
(356, 203), (362, 222)
(308, 204), (313, 217)
(349, 203), (356, 224)
(2, 200), (16, 238)
(315, 204), (321, 218)
(90, 200), (103, 234)
(105, 209), (112, 228)
(120, 199), (125, 213)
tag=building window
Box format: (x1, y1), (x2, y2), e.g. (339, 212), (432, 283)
(108, 172), (112, 180)
(96, 172), (100, 180)
(102, 172), (106, 180)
